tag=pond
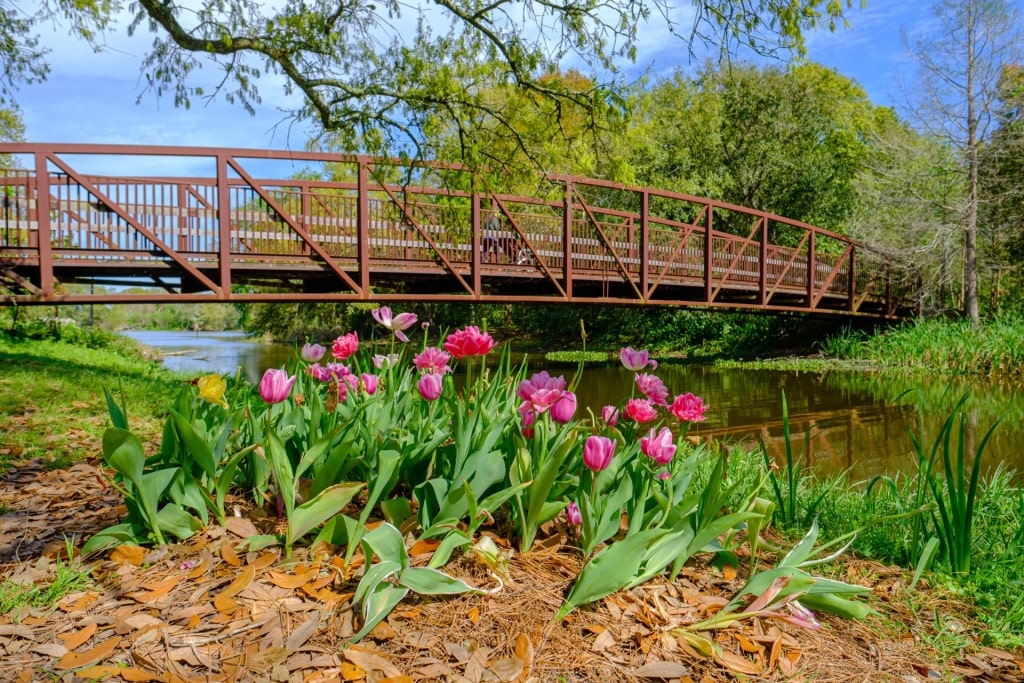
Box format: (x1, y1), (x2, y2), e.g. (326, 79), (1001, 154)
(123, 330), (1024, 481)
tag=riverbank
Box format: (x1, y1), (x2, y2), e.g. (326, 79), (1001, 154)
(1, 333), (1022, 681)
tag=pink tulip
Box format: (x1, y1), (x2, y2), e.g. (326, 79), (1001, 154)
(601, 405), (619, 427)
(620, 347), (657, 371)
(635, 373), (669, 406)
(641, 427), (677, 465)
(417, 372), (444, 401)
(308, 363), (331, 382)
(550, 392), (577, 424)
(372, 306), (418, 342)
(331, 332), (359, 360)
(516, 371), (567, 411)
(670, 393), (708, 422)
(624, 398), (658, 423)
(519, 403), (536, 438)
(300, 342), (326, 362)
(583, 435), (616, 472)
(566, 501), (582, 526)
(361, 373), (379, 395)
(259, 368), (295, 404)
(443, 326), (495, 358)
(414, 347), (452, 374)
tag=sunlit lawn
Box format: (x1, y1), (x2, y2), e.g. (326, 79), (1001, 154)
(0, 337), (183, 469)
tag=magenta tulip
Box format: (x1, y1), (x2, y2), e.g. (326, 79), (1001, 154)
(417, 372), (444, 401)
(361, 373), (379, 395)
(259, 368), (295, 404)
(641, 427), (677, 465)
(566, 501), (582, 526)
(601, 405), (619, 427)
(331, 332), (359, 360)
(519, 403), (536, 438)
(583, 435), (616, 472)
(300, 342), (326, 363)
(550, 391), (577, 424)
(443, 326), (495, 358)
(670, 393), (708, 422)
(624, 398), (658, 423)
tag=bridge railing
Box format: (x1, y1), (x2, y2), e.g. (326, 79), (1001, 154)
(0, 143), (918, 318)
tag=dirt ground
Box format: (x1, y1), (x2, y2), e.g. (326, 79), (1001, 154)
(1, 457), (1022, 683)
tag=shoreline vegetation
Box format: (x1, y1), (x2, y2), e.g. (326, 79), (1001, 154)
(1, 312), (1023, 680)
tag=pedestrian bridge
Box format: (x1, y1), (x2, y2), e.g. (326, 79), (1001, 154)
(0, 143), (918, 319)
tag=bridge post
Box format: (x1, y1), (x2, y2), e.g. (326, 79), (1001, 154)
(703, 202), (713, 304)
(640, 190), (649, 301)
(357, 161), (370, 294)
(847, 249), (856, 312)
(216, 153), (232, 298)
(563, 181), (573, 299)
(807, 230), (816, 310)
(471, 192), (482, 297)
(33, 152), (53, 299)
(759, 216), (768, 306)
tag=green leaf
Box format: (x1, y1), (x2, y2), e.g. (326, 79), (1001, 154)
(156, 503), (201, 540)
(353, 560), (402, 608)
(103, 386), (128, 430)
(557, 528), (670, 619)
(102, 428), (144, 484)
(398, 567), (483, 596)
(171, 410), (217, 480)
(380, 498), (413, 528)
(351, 583), (408, 643)
(360, 522), (408, 569)
(427, 530), (472, 569)
(287, 482), (364, 546)
(81, 523), (141, 555)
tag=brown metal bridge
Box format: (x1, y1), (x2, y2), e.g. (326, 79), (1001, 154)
(0, 143), (918, 318)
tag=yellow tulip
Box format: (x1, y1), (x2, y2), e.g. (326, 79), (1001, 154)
(197, 374), (228, 408)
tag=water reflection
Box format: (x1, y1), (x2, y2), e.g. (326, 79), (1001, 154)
(123, 331), (1023, 480)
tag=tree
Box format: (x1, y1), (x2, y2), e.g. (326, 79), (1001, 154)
(624, 61), (881, 234)
(4, 0), (861, 159)
(0, 0), (114, 104)
(851, 109), (966, 313)
(901, 0), (1022, 324)
(980, 64), (1024, 312)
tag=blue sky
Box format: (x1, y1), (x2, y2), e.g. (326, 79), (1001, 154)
(4, 2), (985, 155)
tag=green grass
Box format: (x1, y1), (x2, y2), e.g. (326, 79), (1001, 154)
(543, 350), (610, 363)
(0, 539), (94, 614)
(819, 316), (1024, 378)
(0, 333), (185, 469)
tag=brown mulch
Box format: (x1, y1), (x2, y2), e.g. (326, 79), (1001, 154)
(1, 459), (1023, 683)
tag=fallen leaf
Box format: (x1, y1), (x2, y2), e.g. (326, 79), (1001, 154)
(466, 606), (480, 626)
(221, 541), (242, 566)
(514, 633), (534, 682)
(58, 621), (98, 651)
(631, 660), (691, 679)
(716, 650), (762, 676)
(55, 636), (121, 670)
(488, 657), (525, 682)
(220, 563), (256, 598)
(110, 545), (147, 566)
(266, 568), (316, 589)
(343, 645), (403, 678)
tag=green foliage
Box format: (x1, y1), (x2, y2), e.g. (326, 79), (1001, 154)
(350, 523), (483, 642)
(848, 316), (1024, 378)
(910, 394), (1002, 576)
(762, 392), (831, 529)
(0, 538), (93, 614)
(624, 62), (880, 234)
